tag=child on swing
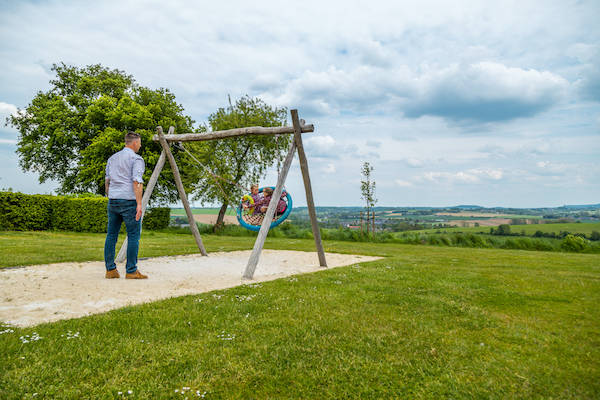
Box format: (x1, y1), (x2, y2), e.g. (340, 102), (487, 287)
(242, 184), (263, 214)
(258, 187), (287, 216)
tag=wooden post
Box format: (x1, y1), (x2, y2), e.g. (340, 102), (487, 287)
(115, 149), (167, 263)
(291, 109), (327, 267)
(157, 126), (208, 256)
(243, 138), (297, 279)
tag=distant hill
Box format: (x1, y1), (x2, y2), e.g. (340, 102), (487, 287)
(559, 204), (600, 210)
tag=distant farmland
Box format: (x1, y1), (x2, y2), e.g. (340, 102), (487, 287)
(411, 222), (600, 236)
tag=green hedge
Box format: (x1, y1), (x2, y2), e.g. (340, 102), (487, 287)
(0, 192), (169, 232)
(143, 207), (170, 230)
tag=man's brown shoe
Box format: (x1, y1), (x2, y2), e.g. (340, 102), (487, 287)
(105, 269), (120, 279)
(125, 270), (148, 279)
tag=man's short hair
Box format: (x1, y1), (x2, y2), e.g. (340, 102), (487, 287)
(125, 131), (141, 144)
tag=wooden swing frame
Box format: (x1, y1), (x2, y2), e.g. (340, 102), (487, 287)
(115, 109), (327, 279)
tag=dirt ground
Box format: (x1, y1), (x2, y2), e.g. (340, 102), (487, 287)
(0, 250), (380, 327)
(193, 214), (239, 225)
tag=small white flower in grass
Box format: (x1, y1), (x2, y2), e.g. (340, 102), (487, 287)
(480, 343), (485, 346)
(128, 390), (133, 394)
(118, 391), (123, 395)
(0, 328), (14, 334)
(196, 298), (203, 302)
(234, 294), (256, 302)
(212, 294), (223, 300)
(20, 332), (42, 343)
(287, 277), (298, 282)
(217, 332), (235, 340)
(333, 280), (342, 285)
(62, 330), (80, 340)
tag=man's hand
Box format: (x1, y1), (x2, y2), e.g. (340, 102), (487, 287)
(133, 181), (144, 221)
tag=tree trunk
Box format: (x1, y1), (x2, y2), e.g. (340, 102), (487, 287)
(214, 202), (228, 231)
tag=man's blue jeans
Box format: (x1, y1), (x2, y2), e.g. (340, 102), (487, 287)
(104, 199), (140, 274)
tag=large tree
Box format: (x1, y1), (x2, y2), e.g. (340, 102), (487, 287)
(182, 96), (291, 228)
(8, 63), (195, 202)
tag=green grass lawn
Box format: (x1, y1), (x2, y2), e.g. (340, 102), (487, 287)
(408, 221), (600, 236)
(1, 231), (599, 398)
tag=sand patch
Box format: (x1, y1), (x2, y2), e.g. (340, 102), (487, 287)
(0, 250), (380, 327)
(193, 214), (239, 225)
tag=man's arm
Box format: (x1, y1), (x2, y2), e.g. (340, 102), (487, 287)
(105, 179), (110, 197)
(133, 181), (143, 221)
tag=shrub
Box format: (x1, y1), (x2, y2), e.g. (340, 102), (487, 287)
(0, 191), (169, 232)
(143, 207), (170, 230)
(0, 192), (53, 231)
(560, 234), (589, 252)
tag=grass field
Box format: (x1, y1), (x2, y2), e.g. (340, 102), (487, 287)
(1, 231), (599, 398)
(408, 222), (600, 236)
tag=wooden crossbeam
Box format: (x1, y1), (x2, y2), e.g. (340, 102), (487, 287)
(153, 124), (314, 142)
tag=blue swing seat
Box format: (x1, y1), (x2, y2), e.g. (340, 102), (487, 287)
(236, 187), (293, 232)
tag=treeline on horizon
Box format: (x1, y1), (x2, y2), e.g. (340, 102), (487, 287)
(161, 221), (600, 254)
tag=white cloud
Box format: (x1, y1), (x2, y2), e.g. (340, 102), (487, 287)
(0, 139), (17, 145)
(305, 135), (335, 148)
(395, 179), (413, 187)
(0, 102), (18, 116)
(0, 102), (19, 143)
(421, 168), (504, 184)
(323, 163), (336, 174)
(303, 134), (339, 158)
(404, 158), (424, 168)
(403, 62), (569, 121)
(535, 161), (570, 174)
(260, 61), (568, 123)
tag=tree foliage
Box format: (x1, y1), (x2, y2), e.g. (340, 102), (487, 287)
(360, 161), (377, 234)
(181, 96), (290, 227)
(8, 63), (196, 202)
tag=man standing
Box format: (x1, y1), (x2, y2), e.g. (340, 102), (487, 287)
(104, 131), (148, 279)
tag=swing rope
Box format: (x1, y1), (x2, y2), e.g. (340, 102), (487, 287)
(174, 142), (242, 208)
(173, 141), (293, 230)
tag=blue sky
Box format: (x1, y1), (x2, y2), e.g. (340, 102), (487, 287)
(0, 0), (598, 207)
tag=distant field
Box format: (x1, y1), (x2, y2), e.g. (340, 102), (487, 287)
(409, 222), (600, 236)
(434, 211), (541, 219)
(171, 207), (236, 217)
